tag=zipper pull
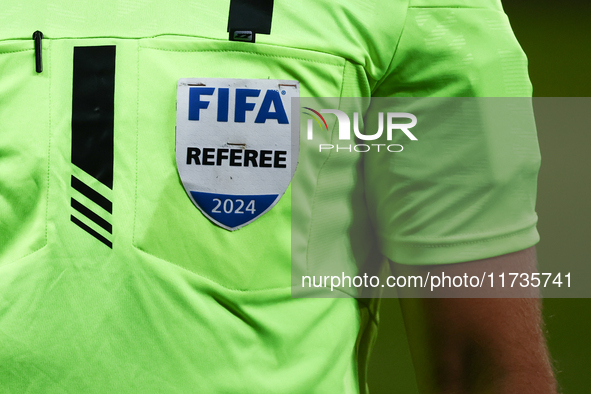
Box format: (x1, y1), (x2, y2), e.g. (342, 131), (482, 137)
(33, 31), (43, 73)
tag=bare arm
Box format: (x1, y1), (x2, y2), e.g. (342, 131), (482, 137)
(391, 247), (557, 393)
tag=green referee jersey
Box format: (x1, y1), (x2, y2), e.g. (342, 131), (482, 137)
(0, 0), (540, 393)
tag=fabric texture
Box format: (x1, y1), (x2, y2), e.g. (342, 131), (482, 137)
(0, 0), (539, 392)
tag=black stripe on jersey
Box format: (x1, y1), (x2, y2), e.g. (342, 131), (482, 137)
(71, 45), (116, 189)
(71, 176), (113, 214)
(71, 198), (112, 233)
(71, 215), (113, 249)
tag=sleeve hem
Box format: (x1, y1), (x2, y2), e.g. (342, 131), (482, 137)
(381, 226), (540, 265)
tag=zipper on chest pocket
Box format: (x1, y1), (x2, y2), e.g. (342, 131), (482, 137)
(33, 30), (43, 73)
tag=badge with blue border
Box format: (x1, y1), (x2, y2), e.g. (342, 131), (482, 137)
(176, 78), (299, 231)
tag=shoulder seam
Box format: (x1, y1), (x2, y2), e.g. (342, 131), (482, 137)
(371, 0), (412, 96)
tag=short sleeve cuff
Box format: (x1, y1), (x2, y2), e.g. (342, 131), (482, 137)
(381, 225), (540, 265)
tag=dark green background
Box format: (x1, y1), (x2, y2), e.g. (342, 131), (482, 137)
(368, 1), (591, 392)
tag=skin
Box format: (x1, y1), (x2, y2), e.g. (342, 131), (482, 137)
(391, 247), (557, 393)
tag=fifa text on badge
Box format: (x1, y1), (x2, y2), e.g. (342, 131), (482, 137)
(189, 87), (288, 124)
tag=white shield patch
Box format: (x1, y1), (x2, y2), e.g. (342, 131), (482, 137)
(176, 78), (299, 231)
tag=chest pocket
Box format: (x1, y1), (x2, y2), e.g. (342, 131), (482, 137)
(133, 37), (349, 290)
(0, 39), (49, 265)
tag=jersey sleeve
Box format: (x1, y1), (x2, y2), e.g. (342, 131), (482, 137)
(364, 0), (541, 265)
